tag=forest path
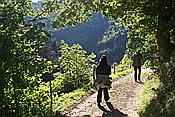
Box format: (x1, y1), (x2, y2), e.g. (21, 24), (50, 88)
(62, 69), (151, 117)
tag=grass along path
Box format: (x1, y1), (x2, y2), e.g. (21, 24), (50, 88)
(61, 68), (151, 117)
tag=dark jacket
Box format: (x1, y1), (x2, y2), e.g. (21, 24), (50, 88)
(96, 64), (111, 76)
(133, 53), (142, 67)
(95, 64), (111, 89)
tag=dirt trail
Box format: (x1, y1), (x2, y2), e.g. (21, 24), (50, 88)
(62, 69), (151, 117)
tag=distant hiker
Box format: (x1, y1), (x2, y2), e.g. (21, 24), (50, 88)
(132, 49), (142, 82)
(94, 55), (112, 106)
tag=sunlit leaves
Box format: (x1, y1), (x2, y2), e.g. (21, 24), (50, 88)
(58, 40), (96, 91)
(41, 0), (94, 29)
(0, 0), (52, 116)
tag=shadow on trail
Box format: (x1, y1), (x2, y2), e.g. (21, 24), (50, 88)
(98, 102), (128, 117)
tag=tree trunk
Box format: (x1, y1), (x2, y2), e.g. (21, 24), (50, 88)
(157, 0), (175, 85)
(157, 0), (174, 54)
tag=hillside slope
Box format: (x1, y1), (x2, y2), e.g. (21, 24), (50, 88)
(32, 2), (127, 63)
(52, 13), (127, 64)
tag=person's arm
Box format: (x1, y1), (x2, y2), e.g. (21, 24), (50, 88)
(108, 65), (112, 80)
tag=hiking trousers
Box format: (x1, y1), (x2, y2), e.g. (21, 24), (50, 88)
(134, 66), (141, 81)
(97, 87), (109, 103)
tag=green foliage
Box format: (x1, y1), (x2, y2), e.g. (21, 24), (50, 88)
(0, 1), (52, 116)
(111, 68), (133, 79)
(138, 72), (175, 117)
(42, 0), (94, 29)
(0, 1), (97, 115)
(53, 88), (87, 111)
(111, 59), (133, 79)
(126, 28), (158, 68)
(57, 40), (96, 92)
(138, 76), (160, 117)
(23, 41), (96, 113)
